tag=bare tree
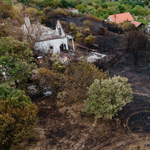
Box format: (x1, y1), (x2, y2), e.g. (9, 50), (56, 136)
(124, 31), (148, 67)
(124, 31), (133, 53)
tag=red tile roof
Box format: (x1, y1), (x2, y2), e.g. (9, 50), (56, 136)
(109, 12), (134, 24)
(131, 21), (142, 27)
(68, 8), (76, 10)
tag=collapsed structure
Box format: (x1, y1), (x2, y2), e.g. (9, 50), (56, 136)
(22, 13), (75, 53)
(145, 22), (150, 36)
(21, 14), (108, 65)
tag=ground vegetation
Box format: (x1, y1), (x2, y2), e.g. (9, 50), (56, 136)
(0, 37), (36, 88)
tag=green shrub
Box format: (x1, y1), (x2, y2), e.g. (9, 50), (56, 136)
(84, 76), (132, 119)
(0, 85), (38, 149)
(138, 16), (144, 20)
(49, 0), (62, 8)
(84, 35), (96, 46)
(84, 36), (93, 47)
(131, 5), (146, 16)
(76, 32), (85, 42)
(40, 15), (46, 24)
(53, 61), (65, 73)
(69, 22), (77, 38)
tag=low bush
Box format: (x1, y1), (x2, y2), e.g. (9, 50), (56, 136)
(76, 32), (85, 43)
(12, 5), (24, 19)
(1, 1), (13, 18)
(84, 27), (91, 35)
(83, 20), (94, 30)
(69, 22), (77, 38)
(84, 36), (93, 47)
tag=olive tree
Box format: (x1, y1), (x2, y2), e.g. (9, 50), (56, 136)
(84, 76), (132, 119)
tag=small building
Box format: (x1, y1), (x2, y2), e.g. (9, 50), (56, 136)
(107, 12), (142, 28)
(67, 8), (79, 14)
(21, 15), (75, 53)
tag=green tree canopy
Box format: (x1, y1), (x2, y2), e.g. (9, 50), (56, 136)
(100, 3), (108, 9)
(144, 0), (149, 6)
(0, 85), (38, 150)
(61, 0), (69, 8)
(76, 4), (86, 13)
(84, 76), (132, 119)
(49, 0), (62, 8)
(0, 37), (36, 87)
(118, 4), (125, 13)
(131, 5), (146, 16)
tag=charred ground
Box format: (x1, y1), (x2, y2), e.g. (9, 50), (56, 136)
(11, 17), (150, 150)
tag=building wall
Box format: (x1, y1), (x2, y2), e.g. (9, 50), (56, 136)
(55, 20), (66, 37)
(69, 9), (79, 14)
(34, 38), (69, 53)
(23, 24), (28, 36)
(146, 23), (150, 36)
(107, 16), (112, 22)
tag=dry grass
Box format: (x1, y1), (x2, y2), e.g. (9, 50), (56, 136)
(84, 14), (103, 22)
(23, 7), (40, 17)
(12, 5), (24, 19)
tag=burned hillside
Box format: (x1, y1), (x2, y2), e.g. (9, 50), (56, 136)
(1, 3), (150, 149)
